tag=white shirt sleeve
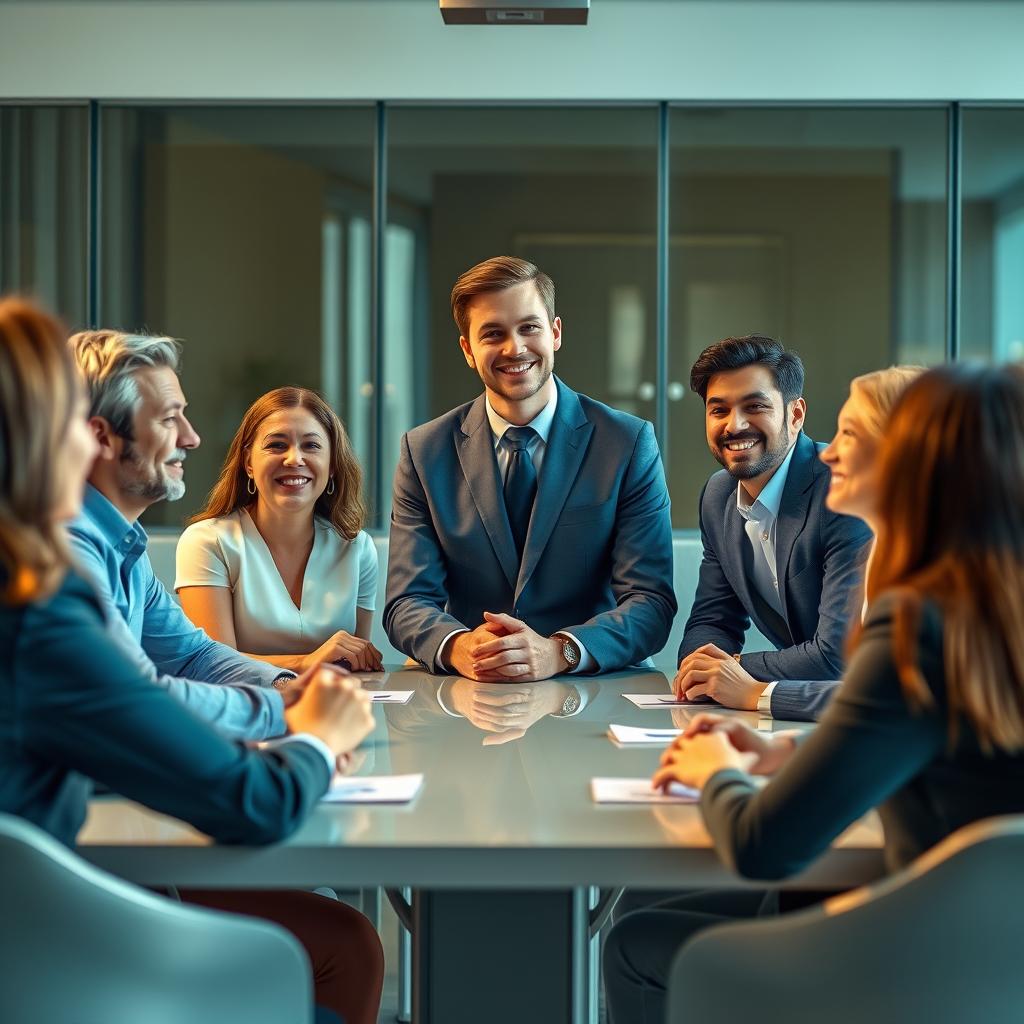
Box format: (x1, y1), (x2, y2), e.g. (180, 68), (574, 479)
(175, 519), (232, 590)
(558, 631), (595, 674)
(757, 680), (779, 717)
(356, 531), (378, 611)
(435, 628), (470, 671)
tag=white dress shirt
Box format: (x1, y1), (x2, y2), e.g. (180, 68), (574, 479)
(436, 387), (593, 672)
(733, 442), (797, 716)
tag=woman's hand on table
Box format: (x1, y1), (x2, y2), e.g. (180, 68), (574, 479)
(284, 666), (375, 754)
(651, 713), (798, 792)
(301, 631), (383, 673)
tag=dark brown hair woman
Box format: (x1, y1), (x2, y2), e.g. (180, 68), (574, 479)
(176, 387), (382, 673)
(0, 298), (383, 1023)
(605, 362), (1024, 1023)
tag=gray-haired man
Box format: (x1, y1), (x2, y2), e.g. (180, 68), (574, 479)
(68, 330), (292, 739)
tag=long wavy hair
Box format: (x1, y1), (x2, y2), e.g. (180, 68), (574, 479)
(0, 298), (80, 604)
(853, 363), (1024, 753)
(191, 387), (365, 540)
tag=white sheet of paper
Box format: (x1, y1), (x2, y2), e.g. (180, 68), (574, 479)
(366, 691), (414, 704)
(622, 693), (706, 709)
(607, 723), (682, 746)
(322, 773), (424, 804)
(591, 777), (700, 804)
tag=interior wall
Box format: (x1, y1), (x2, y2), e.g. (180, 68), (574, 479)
(2, 1), (1024, 102)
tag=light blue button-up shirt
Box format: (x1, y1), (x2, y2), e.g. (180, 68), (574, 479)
(66, 485), (286, 740)
(734, 440), (798, 619)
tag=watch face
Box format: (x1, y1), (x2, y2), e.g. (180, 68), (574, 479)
(562, 639), (579, 665)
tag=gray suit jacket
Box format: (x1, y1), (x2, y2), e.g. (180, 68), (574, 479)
(384, 378), (677, 672)
(679, 432), (871, 718)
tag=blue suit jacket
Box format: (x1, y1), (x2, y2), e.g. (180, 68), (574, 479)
(384, 378), (677, 672)
(679, 432), (871, 715)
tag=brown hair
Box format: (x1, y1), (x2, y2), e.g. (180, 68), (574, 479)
(0, 298), (79, 604)
(848, 365), (927, 439)
(450, 256), (555, 338)
(689, 334), (804, 405)
(191, 387), (365, 540)
(854, 363), (1024, 753)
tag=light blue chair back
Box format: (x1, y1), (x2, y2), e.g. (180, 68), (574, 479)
(669, 815), (1024, 1024)
(0, 813), (313, 1024)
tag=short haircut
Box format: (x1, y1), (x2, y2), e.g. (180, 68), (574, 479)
(689, 334), (805, 405)
(69, 330), (182, 440)
(451, 256), (555, 338)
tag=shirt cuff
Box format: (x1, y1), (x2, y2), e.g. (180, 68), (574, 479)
(558, 631), (594, 674)
(263, 733), (336, 778)
(435, 628), (470, 672)
(436, 681), (463, 718)
(756, 680), (779, 717)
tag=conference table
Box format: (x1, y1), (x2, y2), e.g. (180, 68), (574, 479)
(79, 668), (884, 1024)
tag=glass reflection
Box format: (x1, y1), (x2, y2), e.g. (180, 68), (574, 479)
(436, 678), (585, 745)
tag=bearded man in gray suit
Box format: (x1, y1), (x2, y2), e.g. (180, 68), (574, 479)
(384, 256), (676, 682)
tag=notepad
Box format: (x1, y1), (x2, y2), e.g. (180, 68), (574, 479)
(607, 723), (682, 746)
(366, 691), (414, 704)
(591, 777), (700, 804)
(322, 773), (424, 804)
(622, 693), (707, 709)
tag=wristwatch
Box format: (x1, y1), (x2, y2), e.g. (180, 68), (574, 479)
(272, 672), (295, 691)
(553, 685), (581, 717)
(553, 633), (581, 671)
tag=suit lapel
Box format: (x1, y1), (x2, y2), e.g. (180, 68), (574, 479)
(456, 396), (519, 591)
(774, 432), (817, 624)
(516, 380), (593, 598)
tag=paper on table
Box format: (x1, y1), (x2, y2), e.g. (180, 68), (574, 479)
(607, 723), (682, 746)
(591, 777), (700, 804)
(322, 773), (424, 804)
(622, 693), (708, 709)
(366, 691), (414, 704)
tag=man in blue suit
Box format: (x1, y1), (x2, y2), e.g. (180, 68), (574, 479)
(674, 335), (871, 720)
(385, 256), (676, 681)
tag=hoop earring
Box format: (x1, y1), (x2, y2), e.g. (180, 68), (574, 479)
(246, 476), (256, 496)
(326, 477), (335, 496)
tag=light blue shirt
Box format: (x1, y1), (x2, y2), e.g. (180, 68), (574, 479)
(735, 439), (798, 619)
(67, 485), (287, 741)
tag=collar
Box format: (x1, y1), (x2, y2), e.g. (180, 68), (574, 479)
(82, 482), (148, 553)
(736, 438), (798, 522)
(485, 385), (559, 448)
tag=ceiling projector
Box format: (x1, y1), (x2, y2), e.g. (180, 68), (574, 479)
(440, 0), (589, 25)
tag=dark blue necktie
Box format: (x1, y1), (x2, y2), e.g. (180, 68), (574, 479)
(503, 426), (538, 557)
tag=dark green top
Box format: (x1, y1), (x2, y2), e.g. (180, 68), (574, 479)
(0, 570), (329, 847)
(702, 594), (1024, 879)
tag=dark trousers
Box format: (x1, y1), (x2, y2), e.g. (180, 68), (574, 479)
(603, 889), (772, 1024)
(180, 889), (384, 1024)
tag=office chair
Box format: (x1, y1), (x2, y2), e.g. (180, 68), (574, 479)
(0, 813), (313, 1024)
(668, 814), (1024, 1024)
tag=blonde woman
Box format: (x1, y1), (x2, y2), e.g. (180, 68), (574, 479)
(177, 387), (382, 673)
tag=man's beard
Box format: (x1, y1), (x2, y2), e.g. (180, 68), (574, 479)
(711, 428), (791, 480)
(119, 444), (187, 503)
(483, 356), (553, 401)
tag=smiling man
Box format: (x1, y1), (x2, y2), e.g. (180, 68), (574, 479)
(384, 256), (676, 682)
(67, 330), (295, 740)
(675, 335), (872, 719)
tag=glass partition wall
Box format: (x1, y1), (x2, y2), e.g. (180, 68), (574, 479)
(2, 101), (1008, 529)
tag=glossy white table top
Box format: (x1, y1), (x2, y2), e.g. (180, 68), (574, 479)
(78, 668), (884, 890)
